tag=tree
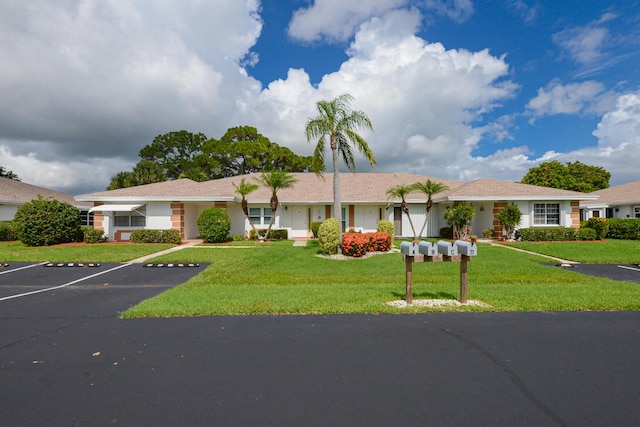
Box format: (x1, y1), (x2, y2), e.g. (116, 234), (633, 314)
(232, 178), (260, 240)
(444, 203), (475, 240)
(107, 171), (134, 190)
(413, 179), (449, 240)
(496, 203), (521, 240)
(208, 126), (316, 177)
(131, 160), (167, 185)
(139, 130), (209, 180)
(520, 160), (610, 192)
(254, 171), (298, 240)
(386, 184), (418, 241)
(0, 166), (20, 181)
(305, 93), (376, 238)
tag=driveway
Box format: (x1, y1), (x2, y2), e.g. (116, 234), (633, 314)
(559, 263), (640, 284)
(2, 261), (640, 427)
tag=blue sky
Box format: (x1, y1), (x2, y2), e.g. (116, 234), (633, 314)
(0, 1), (639, 194)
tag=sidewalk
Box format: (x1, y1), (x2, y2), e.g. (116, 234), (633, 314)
(489, 240), (578, 265)
(129, 239), (203, 263)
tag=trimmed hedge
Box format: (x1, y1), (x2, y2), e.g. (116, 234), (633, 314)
(197, 208), (231, 243)
(518, 227), (597, 241)
(341, 232), (392, 257)
(606, 218), (640, 240)
(318, 218), (341, 254)
(0, 221), (17, 241)
(586, 217), (610, 240)
(82, 226), (108, 243)
(130, 229), (182, 244)
(249, 228), (288, 240)
(376, 219), (394, 237)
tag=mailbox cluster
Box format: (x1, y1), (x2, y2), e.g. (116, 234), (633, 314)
(400, 240), (477, 259)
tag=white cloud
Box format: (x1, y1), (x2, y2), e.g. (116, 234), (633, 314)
(552, 14), (615, 66)
(287, 0), (408, 43)
(526, 80), (617, 121)
(423, 0), (474, 23)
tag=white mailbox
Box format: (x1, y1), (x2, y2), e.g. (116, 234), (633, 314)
(454, 240), (477, 256)
(437, 240), (458, 257)
(418, 241), (438, 257)
(400, 242), (419, 256)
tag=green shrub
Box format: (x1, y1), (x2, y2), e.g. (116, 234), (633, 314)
(130, 229), (182, 244)
(197, 208), (231, 243)
(82, 226), (108, 243)
(376, 219), (394, 237)
(496, 203), (521, 240)
(318, 218), (341, 254)
(606, 218), (640, 240)
(311, 222), (323, 238)
(586, 217), (609, 240)
(249, 229), (288, 240)
(13, 196), (82, 246)
(232, 233), (245, 241)
(518, 227), (596, 241)
(0, 221), (17, 241)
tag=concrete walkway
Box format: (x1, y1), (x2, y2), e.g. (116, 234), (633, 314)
(489, 240), (578, 264)
(129, 239), (204, 263)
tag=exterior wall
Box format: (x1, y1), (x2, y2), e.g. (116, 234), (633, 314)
(0, 205), (19, 221)
(583, 204), (639, 219)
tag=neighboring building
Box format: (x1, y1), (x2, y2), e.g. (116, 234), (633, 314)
(0, 177), (92, 224)
(580, 180), (640, 219)
(75, 173), (598, 241)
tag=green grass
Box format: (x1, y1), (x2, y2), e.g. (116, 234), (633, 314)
(496, 239), (640, 263)
(0, 241), (175, 263)
(122, 240), (640, 317)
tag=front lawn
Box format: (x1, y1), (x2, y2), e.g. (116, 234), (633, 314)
(122, 240), (640, 317)
(496, 239), (640, 263)
(0, 241), (176, 263)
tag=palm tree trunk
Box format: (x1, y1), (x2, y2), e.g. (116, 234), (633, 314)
(402, 201), (418, 240)
(331, 139), (343, 253)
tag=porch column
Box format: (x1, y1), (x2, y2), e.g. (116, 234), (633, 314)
(570, 201), (580, 228)
(171, 202), (185, 238)
(492, 202), (507, 239)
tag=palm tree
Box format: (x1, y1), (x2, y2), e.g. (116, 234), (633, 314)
(254, 171), (298, 240)
(386, 184), (418, 241)
(107, 171), (134, 190)
(305, 93), (376, 234)
(413, 179), (450, 240)
(233, 178), (260, 240)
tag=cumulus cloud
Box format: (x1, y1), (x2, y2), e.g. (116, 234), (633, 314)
(423, 0), (474, 23)
(526, 80), (618, 121)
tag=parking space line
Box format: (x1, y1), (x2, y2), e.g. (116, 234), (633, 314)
(0, 262), (47, 275)
(618, 265), (640, 272)
(0, 263), (132, 302)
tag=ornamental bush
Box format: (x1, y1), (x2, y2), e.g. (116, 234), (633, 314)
(82, 226), (108, 243)
(586, 217), (609, 240)
(197, 208), (231, 243)
(341, 232), (391, 257)
(311, 222), (323, 238)
(0, 221), (17, 241)
(318, 218), (341, 254)
(376, 219), (394, 237)
(249, 228), (288, 240)
(517, 227), (596, 241)
(130, 229), (182, 244)
(606, 218), (640, 240)
(13, 196), (82, 246)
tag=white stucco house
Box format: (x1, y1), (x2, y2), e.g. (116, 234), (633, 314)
(580, 180), (640, 220)
(74, 172), (599, 241)
(0, 177), (91, 223)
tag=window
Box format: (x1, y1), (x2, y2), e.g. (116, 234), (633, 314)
(534, 203), (560, 225)
(634, 207), (640, 218)
(249, 207), (272, 225)
(79, 210), (94, 226)
(341, 207), (346, 232)
(114, 207), (146, 227)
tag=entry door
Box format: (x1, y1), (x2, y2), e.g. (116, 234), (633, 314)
(394, 207), (402, 236)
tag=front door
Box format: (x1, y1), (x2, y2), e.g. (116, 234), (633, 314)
(394, 207), (402, 237)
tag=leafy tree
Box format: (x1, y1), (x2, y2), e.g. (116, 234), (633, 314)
(520, 160), (610, 192)
(131, 160), (166, 185)
(386, 184), (418, 240)
(305, 93), (376, 241)
(13, 196), (81, 246)
(496, 203), (521, 240)
(232, 177), (260, 240)
(208, 126), (316, 177)
(413, 179), (449, 240)
(444, 203), (476, 240)
(139, 130), (210, 180)
(0, 166), (20, 181)
(254, 171), (298, 240)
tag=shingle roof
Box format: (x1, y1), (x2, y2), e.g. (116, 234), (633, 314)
(0, 177), (84, 207)
(581, 180), (640, 206)
(75, 173), (599, 204)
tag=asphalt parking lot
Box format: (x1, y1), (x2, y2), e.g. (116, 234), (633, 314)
(559, 263), (640, 284)
(2, 257), (640, 425)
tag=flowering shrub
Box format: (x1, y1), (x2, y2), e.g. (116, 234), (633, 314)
(341, 232), (391, 257)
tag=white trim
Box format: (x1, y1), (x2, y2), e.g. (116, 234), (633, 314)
(89, 204), (143, 213)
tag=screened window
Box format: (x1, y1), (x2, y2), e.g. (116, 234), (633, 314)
(634, 207), (640, 218)
(79, 210), (94, 226)
(113, 207), (146, 227)
(533, 203), (560, 225)
(249, 207), (272, 225)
